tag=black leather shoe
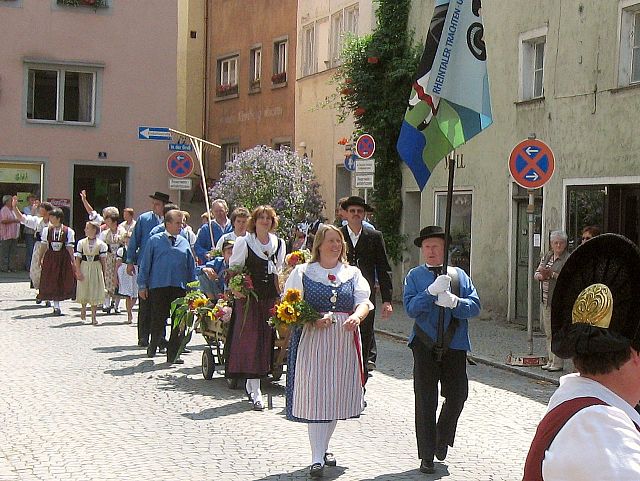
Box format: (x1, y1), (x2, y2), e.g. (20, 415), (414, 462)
(52, 308), (62, 316)
(435, 444), (448, 461)
(309, 463), (324, 478)
(146, 344), (156, 358)
(324, 452), (336, 467)
(35, 299), (42, 305)
(158, 347), (167, 355)
(138, 340), (149, 348)
(420, 460), (435, 474)
(253, 400), (264, 411)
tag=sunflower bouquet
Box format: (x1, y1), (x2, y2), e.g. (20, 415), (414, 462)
(169, 284), (217, 361)
(269, 288), (321, 330)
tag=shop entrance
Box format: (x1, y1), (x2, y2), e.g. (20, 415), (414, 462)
(72, 165), (127, 235)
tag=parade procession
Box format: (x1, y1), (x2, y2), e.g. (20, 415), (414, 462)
(3, 0), (640, 480)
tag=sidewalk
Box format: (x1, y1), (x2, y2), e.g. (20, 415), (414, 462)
(376, 301), (572, 386)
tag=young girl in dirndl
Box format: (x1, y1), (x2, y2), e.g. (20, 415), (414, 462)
(115, 233), (138, 324)
(75, 221), (108, 325)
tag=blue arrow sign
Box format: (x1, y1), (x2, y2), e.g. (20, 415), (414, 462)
(138, 126), (171, 141)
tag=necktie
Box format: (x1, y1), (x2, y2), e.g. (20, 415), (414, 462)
(169, 236), (176, 246)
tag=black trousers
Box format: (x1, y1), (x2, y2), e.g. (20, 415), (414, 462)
(360, 309), (376, 383)
(148, 287), (185, 354)
(137, 296), (151, 344)
(411, 337), (468, 462)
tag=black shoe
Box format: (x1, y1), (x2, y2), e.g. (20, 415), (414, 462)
(138, 340), (149, 348)
(52, 308), (62, 316)
(147, 344), (157, 358)
(172, 358), (185, 364)
(45, 301), (51, 307)
(253, 400), (264, 411)
(158, 347), (167, 355)
(367, 361), (376, 371)
(309, 463), (324, 478)
(35, 299), (42, 305)
(420, 460), (435, 474)
(182, 348), (191, 354)
(323, 453), (336, 467)
(435, 444), (448, 461)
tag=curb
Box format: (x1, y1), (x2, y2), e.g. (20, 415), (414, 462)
(375, 328), (560, 387)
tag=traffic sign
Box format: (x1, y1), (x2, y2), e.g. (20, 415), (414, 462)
(355, 173), (374, 189)
(508, 138), (555, 189)
(169, 142), (193, 151)
(138, 126), (171, 141)
(356, 159), (375, 174)
(355, 134), (376, 159)
(169, 178), (193, 190)
(167, 151), (194, 178)
(344, 153), (357, 172)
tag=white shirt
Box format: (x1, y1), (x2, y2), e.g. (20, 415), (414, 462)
(41, 226), (75, 247)
(346, 225), (362, 247)
(229, 233), (285, 275)
(542, 373), (640, 480)
(216, 231), (243, 251)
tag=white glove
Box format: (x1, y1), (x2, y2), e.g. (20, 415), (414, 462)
(427, 274), (451, 296)
(435, 291), (459, 309)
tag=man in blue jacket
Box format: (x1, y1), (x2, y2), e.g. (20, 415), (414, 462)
(126, 191), (170, 347)
(403, 226), (481, 475)
(138, 209), (196, 363)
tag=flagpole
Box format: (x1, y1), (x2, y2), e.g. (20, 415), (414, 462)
(435, 150), (456, 362)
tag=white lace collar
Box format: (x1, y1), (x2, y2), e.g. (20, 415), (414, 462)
(245, 233), (279, 259)
(302, 262), (357, 286)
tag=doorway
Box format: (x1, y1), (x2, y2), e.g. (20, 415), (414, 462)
(72, 165), (128, 235)
(514, 195), (542, 323)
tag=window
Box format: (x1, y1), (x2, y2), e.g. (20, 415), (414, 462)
(249, 47), (261, 89)
(272, 39), (287, 84)
(518, 27), (547, 101)
(217, 56), (238, 97)
(435, 191), (473, 275)
(26, 65), (97, 124)
(330, 4), (359, 67)
(619, 3), (640, 86)
(302, 23), (316, 77)
(222, 143), (239, 166)
(566, 185), (606, 251)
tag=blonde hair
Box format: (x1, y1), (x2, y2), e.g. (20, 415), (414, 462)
(247, 205), (279, 233)
(310, 224), (348, 264)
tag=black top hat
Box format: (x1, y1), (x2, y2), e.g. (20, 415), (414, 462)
(413, 225), (448, 247)
(551, 234), (640, 358)
(341, 196), (373, 212)
(149, 191), (171, 204)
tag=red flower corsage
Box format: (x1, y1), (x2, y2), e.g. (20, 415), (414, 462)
(327, 274), (336, 282)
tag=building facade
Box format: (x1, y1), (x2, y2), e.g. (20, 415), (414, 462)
(0, 0), (183, 237)
(205, 0), (297, 180)
(295, 0), (376, 218)
(401, 0), (640, 322)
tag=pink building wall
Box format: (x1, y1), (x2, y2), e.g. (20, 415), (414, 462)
(0, 0), (178, 227)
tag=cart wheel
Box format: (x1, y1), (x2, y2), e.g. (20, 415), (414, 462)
(271, 367), (284, 382)
(226, 377), (239, 389)
(202, 347), (215, 380)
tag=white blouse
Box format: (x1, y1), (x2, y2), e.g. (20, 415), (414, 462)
(283, 262), (374, 311)
(229, 233), (285, 275)
(41, 226), (75, 248)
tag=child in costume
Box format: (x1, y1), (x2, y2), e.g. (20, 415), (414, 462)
(115, 232), (138, 324)
(74, 221), (107, 325)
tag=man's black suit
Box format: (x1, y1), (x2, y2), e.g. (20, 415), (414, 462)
(341, 225), (393, 381)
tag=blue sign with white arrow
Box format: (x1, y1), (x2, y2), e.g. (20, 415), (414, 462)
(138, 126), (172, 141)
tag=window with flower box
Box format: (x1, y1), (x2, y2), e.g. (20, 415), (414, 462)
(249, 46), (262, 91)
(217, 55), (238, 98)
(272, 39), (287, 85)
(25, 62), (100, 125)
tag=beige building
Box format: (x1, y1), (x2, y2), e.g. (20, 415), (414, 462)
(400, 0), (640, 322)
(0, 0), (204, 236)
(295, 0), (376, 217)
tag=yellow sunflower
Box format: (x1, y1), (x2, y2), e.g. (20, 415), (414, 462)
(277, 301), (298, 323)
(284, 288), (302, 303)
(193, 297), (208, 308)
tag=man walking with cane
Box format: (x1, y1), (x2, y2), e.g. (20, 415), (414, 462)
(403, 226), (480, 474)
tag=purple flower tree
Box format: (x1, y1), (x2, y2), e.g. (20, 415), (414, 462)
(209, 146), (325, 236)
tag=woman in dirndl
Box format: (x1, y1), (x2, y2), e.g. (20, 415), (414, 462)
(100, 212), (123, 314)
(284, 224), (372, 478)
(38, 208), (76, 316)
(226, 205), (285, 411)
(75, 221), (108, 325)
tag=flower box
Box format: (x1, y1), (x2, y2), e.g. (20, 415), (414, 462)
(271, 72), (287, 85)
(216, 83), (238, 97)
(354, 107), (366, 117)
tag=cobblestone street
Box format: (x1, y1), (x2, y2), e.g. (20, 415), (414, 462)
(1, 279), (555, 481)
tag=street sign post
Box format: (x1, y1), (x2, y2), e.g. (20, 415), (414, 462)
(356, 159), (375, 174)
(355, 134), (376, 159)
(344, 153), (357, 172)
(138, 126), (172, 141)
(508, 138), (555, 189)
(169, 178), (193, 190)
(166, 151), (194, 178)
(355, 173), (374, 189)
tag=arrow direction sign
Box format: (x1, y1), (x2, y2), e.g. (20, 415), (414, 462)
(138, 126), (172, 141)
(524, 171), (540, 181)
(525, 146), (540, 157)
(508, 138), (555, 189)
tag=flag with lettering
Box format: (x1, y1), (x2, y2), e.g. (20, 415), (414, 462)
(397, 0), (492, 190)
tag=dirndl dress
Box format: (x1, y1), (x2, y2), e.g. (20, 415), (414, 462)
(101, 228), (122, 297)
(284, 262), (372, 423)
(75, 238), (107, 305)
(115, 246), (138, 298)
(39, 226), (76, 301)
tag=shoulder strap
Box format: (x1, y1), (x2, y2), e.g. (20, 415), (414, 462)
(522, 397), (608, 481)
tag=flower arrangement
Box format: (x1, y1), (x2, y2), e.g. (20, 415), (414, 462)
(211, 294), (233, 323)
(286, 249), (311, 268)
(216, 83), (238, 97)
(271, 72), (287, 84)
(207, 248), (222, 260)
(226, 265), (256, 299)
(269, 288), (321, 329)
